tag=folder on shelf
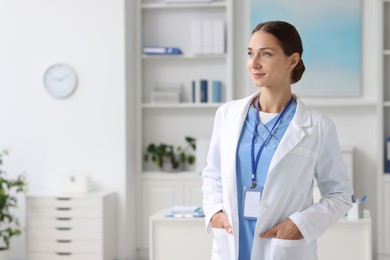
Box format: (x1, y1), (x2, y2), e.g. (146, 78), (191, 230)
(143, 46), (182, 55)
(213, 19), (225, 54)
(200, 79), (208, 103)
(201, 20), (213, 54)
(165, 206), (205, 218)
(191, 20), (202, 54)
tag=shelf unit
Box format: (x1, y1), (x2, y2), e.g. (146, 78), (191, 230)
(379, 0), (390, 259)
(134, 0), (233, 257)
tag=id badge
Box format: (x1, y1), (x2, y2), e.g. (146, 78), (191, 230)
(242, 186), (263, 220)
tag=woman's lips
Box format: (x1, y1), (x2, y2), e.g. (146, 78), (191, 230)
(252, 72), (265, 78)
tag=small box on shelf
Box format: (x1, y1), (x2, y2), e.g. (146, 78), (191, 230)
(151, 82), (182, 104)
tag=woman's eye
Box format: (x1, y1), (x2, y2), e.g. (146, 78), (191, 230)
(261, 52), (271, 57)
(247, 52), (254, 58)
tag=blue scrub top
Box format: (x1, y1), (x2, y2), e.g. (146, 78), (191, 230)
(236, 100), (297, 260)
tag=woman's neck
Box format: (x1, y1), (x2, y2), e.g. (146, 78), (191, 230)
(255, 88), (292, 113)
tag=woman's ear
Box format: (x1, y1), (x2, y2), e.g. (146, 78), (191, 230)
(289, 52), (300, 69)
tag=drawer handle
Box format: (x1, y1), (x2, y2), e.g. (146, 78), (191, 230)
(56, 227), (72, 231)
(56, 197), (72, 201)
(56, 207), (72, 211)
(56, 217), (72, 221)
(56, 252), (72, 256)
(56, 239), (72, 243)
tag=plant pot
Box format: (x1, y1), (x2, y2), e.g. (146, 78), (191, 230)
(162, 157), (181, 172)
(0, 249), (10, 260)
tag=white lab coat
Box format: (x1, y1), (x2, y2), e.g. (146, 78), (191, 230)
(202, 92), (353, 260)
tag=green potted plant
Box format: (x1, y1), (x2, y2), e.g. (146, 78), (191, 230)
(144, 136), (196, 172)
(0, 149), (27, 259)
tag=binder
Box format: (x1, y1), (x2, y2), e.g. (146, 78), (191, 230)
(200, 80), (208, 103)
(191, 20), (202, 54)
(213, 20), (225, 54)
(143, 46), (182, 55)
(212, 80), (222, 102)
(201, 20), (213, 54)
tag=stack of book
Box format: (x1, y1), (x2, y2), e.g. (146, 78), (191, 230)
(165, 206), (205, 218)
(151, 82), (182, 103)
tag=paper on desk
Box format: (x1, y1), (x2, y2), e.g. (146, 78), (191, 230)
(165, 205), (204, 217)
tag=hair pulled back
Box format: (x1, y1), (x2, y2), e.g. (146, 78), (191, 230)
(252, 21), (305, 84)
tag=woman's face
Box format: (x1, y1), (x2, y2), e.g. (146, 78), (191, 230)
(247, 30), (297, 89)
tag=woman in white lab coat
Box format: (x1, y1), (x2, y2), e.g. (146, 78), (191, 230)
(202, 21), (353, 260)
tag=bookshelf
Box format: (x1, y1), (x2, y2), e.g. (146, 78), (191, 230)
(134, 0), (233, 257)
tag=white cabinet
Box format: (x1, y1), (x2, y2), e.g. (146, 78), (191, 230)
(136, 172), (203, 258)
(26, 191), (117, 260)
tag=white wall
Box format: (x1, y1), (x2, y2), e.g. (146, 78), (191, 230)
(0, 0), (130, 259)
(233, 0), (380, 258)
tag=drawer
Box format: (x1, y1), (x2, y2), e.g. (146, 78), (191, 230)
(27, 239), (102, 253)
(28, 227), (101, 240)
(28, 217), (102, 228)
(28, 253), (102, 260)
(27, 197), (101, 209)
(27, 207), (102, 218)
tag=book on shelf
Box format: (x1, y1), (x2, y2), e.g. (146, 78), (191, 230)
(192, 79), (222, 103)
(212, 80), (222, 102)
(200, 79), (208, 103)
(143, 46), (182, 55)
(165, 205), (205, 218)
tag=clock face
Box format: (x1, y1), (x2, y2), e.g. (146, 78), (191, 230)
(43, 63), (77, 99)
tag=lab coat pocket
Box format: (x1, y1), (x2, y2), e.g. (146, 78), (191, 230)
(211, 228), (234, 260)
(269, 238), (313, 260)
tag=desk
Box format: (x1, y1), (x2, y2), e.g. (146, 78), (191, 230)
(149, 209), (212, 260)
(149, 209), (371, 260)
(317, 210), (372, 260)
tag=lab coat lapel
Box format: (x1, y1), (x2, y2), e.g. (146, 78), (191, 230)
(224, 92), (259, 165)
(268, 98), (312, 174)
(223, 92), (259, 245)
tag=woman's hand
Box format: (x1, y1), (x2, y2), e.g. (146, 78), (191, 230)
(211, 210), (233, 233)
(260, 218), (303, 240)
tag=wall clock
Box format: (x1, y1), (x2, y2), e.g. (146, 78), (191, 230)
(43, 63), (78, 99)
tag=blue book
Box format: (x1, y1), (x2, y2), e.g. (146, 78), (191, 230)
(143, 46), (182, 55)
(212, 80), (222, 103)
(200, 80), (208, 103)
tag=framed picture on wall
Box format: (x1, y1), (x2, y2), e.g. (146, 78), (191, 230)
(250, 0), (362, 97)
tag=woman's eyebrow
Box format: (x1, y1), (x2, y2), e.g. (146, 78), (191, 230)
(247, 47), (274, 51)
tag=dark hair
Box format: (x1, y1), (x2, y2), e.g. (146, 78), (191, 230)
(252, 21), (305, 84)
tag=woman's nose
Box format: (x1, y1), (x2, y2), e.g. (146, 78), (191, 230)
(251, 55), (261, 68)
